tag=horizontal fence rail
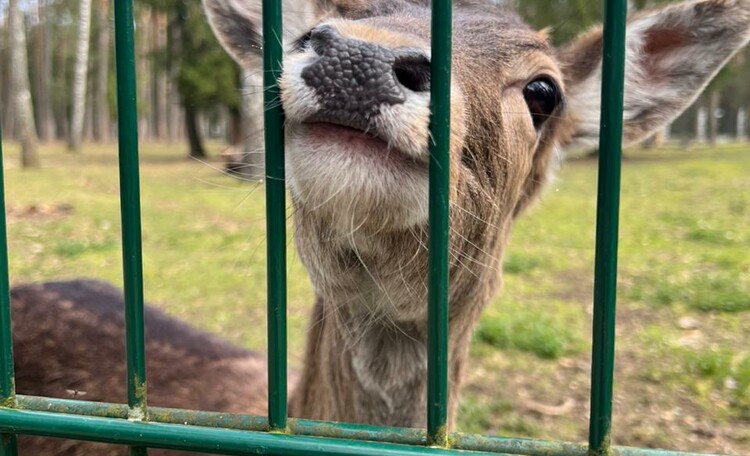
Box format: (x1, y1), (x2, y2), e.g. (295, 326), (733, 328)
(0, 0), (675, 454)
(7, 395), (725, 456)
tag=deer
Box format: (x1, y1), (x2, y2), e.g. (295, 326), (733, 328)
(8, 0), (750, 454)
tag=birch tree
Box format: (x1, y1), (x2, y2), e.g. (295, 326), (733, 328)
(153, 12), (168, 141)
(0, 11), (12, 137)
(93, 0), (111, 142)
(9, 0), (40, 167)
(36, 0), (55, 141)
(69, 0), (92, 151)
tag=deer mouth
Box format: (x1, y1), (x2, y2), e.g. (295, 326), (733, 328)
(285, 117), (430, 233)
(298, 120), (426, 166)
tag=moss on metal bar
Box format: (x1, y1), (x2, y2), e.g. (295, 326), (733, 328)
(11, 396), (722, 456)
(0, 386), (14, 410)
(0, 408), (502, 456)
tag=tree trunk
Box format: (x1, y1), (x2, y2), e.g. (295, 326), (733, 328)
(167, 86), (183, 143)
(229, 108), (243, 145)
(135, 8), (151, 141)
(696, 106), (707, 143)
(2, 8), (16, 141)
(9, 0), (40, 168)
(69, 0), (92, 152)
(36, 0), (55, 141)
(152, 12), (168, 141)
(53, 30), (69, 141)
(84, 76), (95, 141)
(166, 18), (182, 143)
(662, 123), (671, 143)
(93, 0), (111, 142)
(653, 130), (665, 147)
(737, 107), (747, 141)
(642, 129), (665, 149)
(184, 104), (206, 158)
(708, 90), (720, 145)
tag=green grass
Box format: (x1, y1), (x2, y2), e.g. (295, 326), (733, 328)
(502, 253), (542, 275)
(629, 269), (750, 312)
(2, 141), (749, 452)
(639, 325), (750, 421)
(474, 299), (584, 359)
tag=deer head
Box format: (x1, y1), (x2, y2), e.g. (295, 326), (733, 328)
(204, 0), (750, 427)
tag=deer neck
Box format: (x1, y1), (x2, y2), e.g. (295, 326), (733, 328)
(289, 210), (507, 428)
(288, 295), (429, 427)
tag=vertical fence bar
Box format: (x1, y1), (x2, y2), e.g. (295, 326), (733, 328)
(262, 0), (288, 432)
(588, 0), (627, 454)
(113, 2), (148, 455)
(0, 128), (18, 456)
(427, 0), (452, 447)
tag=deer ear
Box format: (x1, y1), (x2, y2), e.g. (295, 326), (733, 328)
(202, 0), (327, 67)
(560, 0), (750, 148)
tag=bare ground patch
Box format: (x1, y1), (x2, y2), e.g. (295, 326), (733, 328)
(8, 203), (74, 221)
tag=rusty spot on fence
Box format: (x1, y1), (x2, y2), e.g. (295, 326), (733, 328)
(1, 379), (15, 409)
(129, 376), (148, 421)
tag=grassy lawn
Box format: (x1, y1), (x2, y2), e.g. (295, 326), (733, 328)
(3, 141), (749, 452)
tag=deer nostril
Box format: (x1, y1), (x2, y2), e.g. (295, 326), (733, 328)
(393, 53), (431, 92)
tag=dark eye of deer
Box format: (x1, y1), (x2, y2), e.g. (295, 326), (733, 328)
(292, 30), (312, 53)
(523, 78), (561, 130)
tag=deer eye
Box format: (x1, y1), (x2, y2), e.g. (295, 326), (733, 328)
(291, 30), (313, 53)
(523, 78), (561, 130)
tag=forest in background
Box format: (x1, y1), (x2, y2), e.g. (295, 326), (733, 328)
(1, 0), (748, 175)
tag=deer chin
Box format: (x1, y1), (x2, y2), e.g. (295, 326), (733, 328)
(286, 122), (429, 236)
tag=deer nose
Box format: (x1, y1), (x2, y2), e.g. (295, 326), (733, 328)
(301, 25), (431, 121)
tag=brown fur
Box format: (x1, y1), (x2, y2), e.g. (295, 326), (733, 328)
(12, 280), (272, 455)
(8, 0), (750, 452)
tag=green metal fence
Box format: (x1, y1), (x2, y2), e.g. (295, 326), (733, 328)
(0, 0), (714, 455)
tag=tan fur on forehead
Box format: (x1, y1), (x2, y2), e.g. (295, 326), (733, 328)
(332, 20), (428, 48)
(510, 52), (564, 84)
(330, 0), (429, 18)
